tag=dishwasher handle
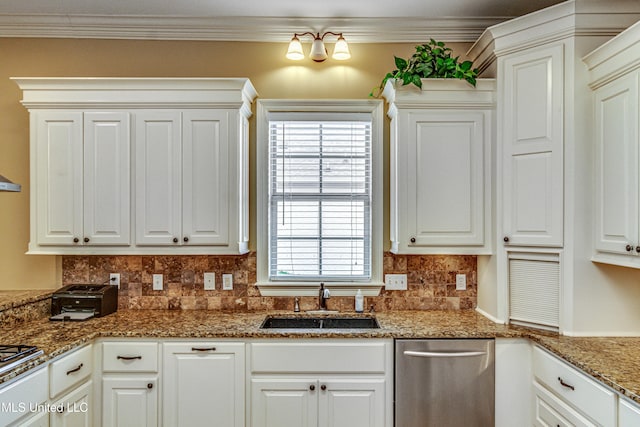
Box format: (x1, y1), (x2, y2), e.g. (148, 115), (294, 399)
(403, 350), (487, 358)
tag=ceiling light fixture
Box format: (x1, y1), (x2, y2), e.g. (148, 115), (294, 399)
(286, 32), (351, 62)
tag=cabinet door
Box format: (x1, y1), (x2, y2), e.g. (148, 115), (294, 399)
(34, 111), (83, 246)
(404, 110), (485, 248)
(13, 411), (49, 427)
(102, 377), (158, 427)
(501, 44), (564, 247)
(163, 343), (244, 427)
(593, 73), (639, 256)
(182, 110), (229, 246)
(317, 379), (385, 427)
(50, 380), (92, 427)
(619, 397), (640, 427)
(83, 112), (131, 246)
(135, 111), (182, 245)
(251, 378), (318, 427)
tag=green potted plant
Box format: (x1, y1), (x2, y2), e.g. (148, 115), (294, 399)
(370, 39), (479, 97)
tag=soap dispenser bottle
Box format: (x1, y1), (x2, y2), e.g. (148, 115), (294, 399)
(355, 289), (364, 313)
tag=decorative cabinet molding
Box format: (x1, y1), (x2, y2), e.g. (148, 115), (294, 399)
(382, 79), (495, 254)
(13, 78), (257, 255)
(585, 20), (640, 269)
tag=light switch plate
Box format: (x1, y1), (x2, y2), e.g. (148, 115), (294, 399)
(222, 274), (233, 290)
(152, 274), (163, 291)
(385, 274), (407, 290)
(456, 274), (467, 290)
(204, 272), (216, 290)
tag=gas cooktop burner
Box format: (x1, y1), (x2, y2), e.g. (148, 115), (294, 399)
(0, 345), (43, 374)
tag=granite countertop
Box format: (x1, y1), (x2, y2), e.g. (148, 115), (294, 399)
(2, 309), (640, 405)
(0, 290), (53, 311)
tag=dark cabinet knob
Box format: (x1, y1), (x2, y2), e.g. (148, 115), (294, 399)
(147, 383), (153, 389)
(83, 237), (90, 243)
(503, 236), (510, 243)
(73, 237), (79, 243)
(309, 385), (315, 391)
(626, 244), (633, 252)
(183, 237), (189, 243)
(410, 237), (416, 243)
(320, 384), (327, 391)
(173, 237), (179, 243)
(636, 246), (640, 253)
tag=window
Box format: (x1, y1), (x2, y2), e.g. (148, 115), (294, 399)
(257, 101), (383, 295)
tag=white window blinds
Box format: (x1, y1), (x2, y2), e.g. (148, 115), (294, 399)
(268, 113), (372, 281)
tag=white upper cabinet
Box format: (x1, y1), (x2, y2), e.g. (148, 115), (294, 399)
(585, 20), (640, 268)
(501, 45), (564, 247)
(383, 79), (494, 254)
(33, 110), (130, 247)
(135, 109), (231, 246)
(14, 78), (256, 255)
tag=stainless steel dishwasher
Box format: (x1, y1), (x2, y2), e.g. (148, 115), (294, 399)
(395, 339), (495, 427)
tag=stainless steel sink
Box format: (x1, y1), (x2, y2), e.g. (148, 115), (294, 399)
(260, 316), (380, 329)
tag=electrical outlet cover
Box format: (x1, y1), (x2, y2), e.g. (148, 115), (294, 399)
(109, 273), (120, 288)
(152, 274), (163, 291)
(204, 272), (216, 290)
(385, 274), (407, 290)
(456, 274), (467, 290)
(222, 274), (233, 290)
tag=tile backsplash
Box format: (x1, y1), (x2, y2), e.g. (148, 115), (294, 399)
(62, 253), (477, 311)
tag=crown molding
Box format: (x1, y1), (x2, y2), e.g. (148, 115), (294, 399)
(0, 14), (512, 43)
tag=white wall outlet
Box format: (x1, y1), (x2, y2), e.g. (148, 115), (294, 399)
(109, 273), (120, 288)
(222, 274), (233, 290)
(385, 274), (407, 290)
(152, 274), (163, 291)
(204, 272), (216, 290)
(456, 274), (467, 290)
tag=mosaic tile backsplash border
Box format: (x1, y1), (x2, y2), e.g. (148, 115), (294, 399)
(62, 253), (477, 312)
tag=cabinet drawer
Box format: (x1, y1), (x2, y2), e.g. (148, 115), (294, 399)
(103, 342), (158, 372)
(250, 341), (388, 373)
(533, 346), (615, 426)
(49, 344), (92, 399)
(0, 368), (48, 427)
(533, 382), (596, 427)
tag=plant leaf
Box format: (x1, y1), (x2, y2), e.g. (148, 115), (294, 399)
(395, 56), (408, 70)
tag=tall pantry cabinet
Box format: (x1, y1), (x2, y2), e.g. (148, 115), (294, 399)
(468, 0), (640, 333)
(13, 78), (256, 255)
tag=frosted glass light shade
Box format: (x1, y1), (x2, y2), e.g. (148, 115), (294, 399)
(332, 36), (351, 60)
(309, 38), (328, 62)
(286, 37), (304, 60)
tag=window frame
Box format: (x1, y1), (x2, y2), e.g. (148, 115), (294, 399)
(256, 100), (383, 296)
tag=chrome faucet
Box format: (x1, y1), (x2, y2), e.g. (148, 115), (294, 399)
(318, 283), (330, 310)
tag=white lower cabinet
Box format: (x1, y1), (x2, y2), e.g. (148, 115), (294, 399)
(162, 342), (245, 427)
(102, 377), (157, 427)
(619, 397), (640, 427)
(17, 411), (49, 427)
(249, 340), (392, 427)
(50, 380), (93, 427)
(0, 367), (48, 426)
(533, 346), (616, 426)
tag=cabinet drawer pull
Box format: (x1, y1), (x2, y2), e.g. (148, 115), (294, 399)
(83, 237), (90, 243)
(557, 377), (575, 391)
(117, 355), (142, 361)
(147, 383), (154, 389)
(73, 237), (79, 243)
(503, 236), (510, 243)
(184, 237), (189, 243)
(309, 385), (315, 391)
(66, 363), (83, 375)
(173, 237), (179, 243)
(626, 244), (633, 252)
(191, 347), (216, 352)
(320, 384), (327, 391)
(636, 246), (640, 253)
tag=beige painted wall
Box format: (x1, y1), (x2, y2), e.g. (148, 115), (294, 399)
(0, 37), (472, 290)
